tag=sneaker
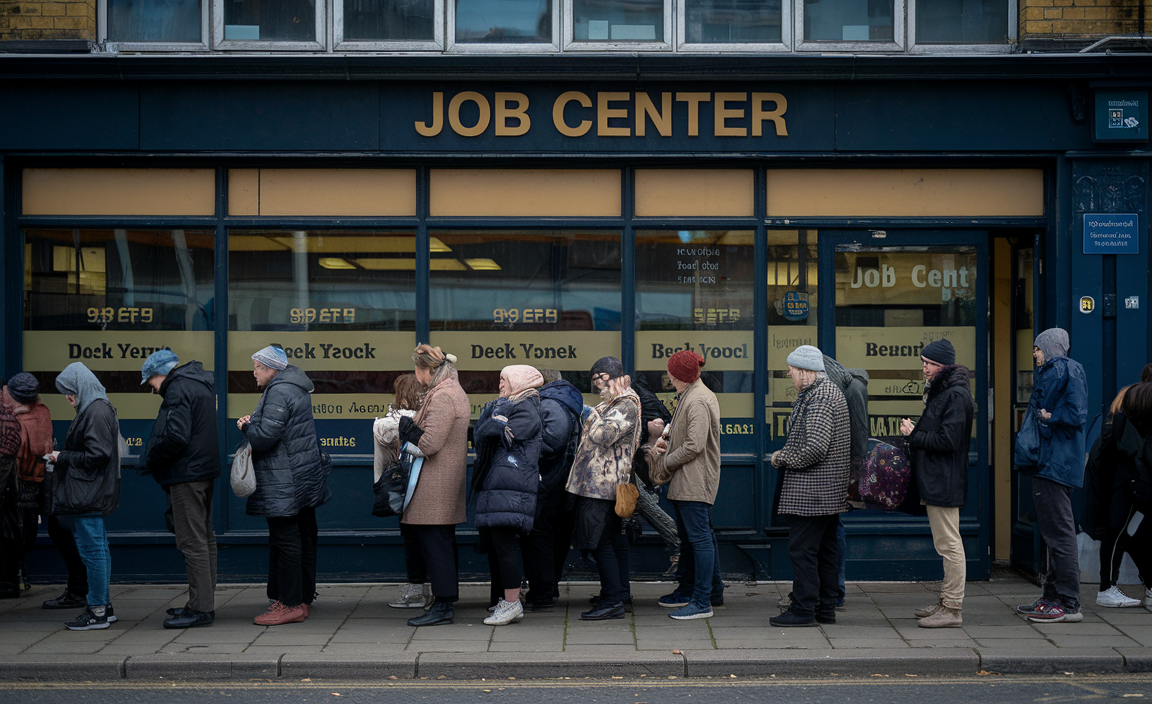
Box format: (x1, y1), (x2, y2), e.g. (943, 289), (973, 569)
(524, 599), (555, 613)
(164, 608), (214, 629)
(483, 598), (524, 626)
(1096, 586), (1141, 608)
(669, 603), (713, 620)
(1145, 588), (1152, 609)
(65, 606), (109, 631)
(815, 608), (836, 625)
(918, 606), (963, 628)
(658, 592), (690, 608)
(769, 609), (817, 627)
(914, 603), (942, 619)
(43, 589), (86, 610)
(580, 603), (625, 621)
(1028, 602), (1084, 623)
(105, 604), (117, 623)
(1016, 597), (1052, 616)
(389, 583), (430, 609)
(589, 595), (633, 613)
(254, 602), (307, 626)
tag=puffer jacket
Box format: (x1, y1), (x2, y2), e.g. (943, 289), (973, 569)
(1031, 356), (1089, 488)
(144, 361), (221, 487)
(243, 365), (329, 518)
(537, 380), (584, 512)
(472, 394), (542, 534)
(565, 390), (642, 501)
(53, 398), (121, 516)
(649, 379), (722, 505)
(907, 365), (974, 508)
(775, 377), (850, 517)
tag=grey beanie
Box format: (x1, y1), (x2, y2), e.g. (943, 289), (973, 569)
(6, 373), (39, 403)
(1035, 328), (1070, 361)
(921, 339), (956, 366)
(786, 345), (826, 372)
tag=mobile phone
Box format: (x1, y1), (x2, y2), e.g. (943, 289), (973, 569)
(1127, 511), (1144, 537)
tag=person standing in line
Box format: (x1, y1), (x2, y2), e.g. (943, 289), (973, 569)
(373, 374), (432, 610)
(899, 339), (975, 628)
(473, 365), (543, 626)
(140, 349), (221, 629)
(769, 346), (850, 627)
(399, 345), (470, 628)
(0, 397), (22, 598)
(566, 359), (642, 621)
(1114, 382), (1152, 611)
(239, 345), (330, 626)
(49, 363), (122, 631)
(630, 372), (680, 577)
(1016, 328), (1089, 623)
(525, 368), (583, 611)
(646, 350), (724, 621)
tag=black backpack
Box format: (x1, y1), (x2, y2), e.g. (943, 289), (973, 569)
(823, 355), (870, 469)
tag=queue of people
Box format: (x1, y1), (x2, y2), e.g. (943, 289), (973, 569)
(4, 326), (1149, 634)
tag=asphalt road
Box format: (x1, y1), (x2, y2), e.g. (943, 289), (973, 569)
(1, 675), (1150, 703)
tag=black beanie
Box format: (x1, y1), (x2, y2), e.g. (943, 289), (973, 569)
(921, 339), (956, 366)
(590, 356), (625, 381)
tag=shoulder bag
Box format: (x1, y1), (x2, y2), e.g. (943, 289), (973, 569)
(230, 440), (256, 497)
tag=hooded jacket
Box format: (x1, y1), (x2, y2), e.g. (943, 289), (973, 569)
(1030, 356), (1089, 488)
(472, 394), (543, 534)
(243, 365), (329, 518)
(144, 361), (221, 487)
(907, 365), (974, 508)
(537, 380), (584, 511)
(52, 364), (121, 516)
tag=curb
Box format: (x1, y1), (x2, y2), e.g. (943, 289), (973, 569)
(978, 647), (1126, 675)
(414, 652), (685, 680)
(681, 648), (979, 678)
(0, 655), (126, 681)
(124, 654), (280, 681)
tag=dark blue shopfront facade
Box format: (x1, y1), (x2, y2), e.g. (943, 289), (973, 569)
(1, 54), (1150, 585)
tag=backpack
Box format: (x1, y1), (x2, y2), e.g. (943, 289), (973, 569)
(823, 356), (870, 501)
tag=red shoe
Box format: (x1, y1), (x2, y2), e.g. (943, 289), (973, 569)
(254, 601), (307, 626)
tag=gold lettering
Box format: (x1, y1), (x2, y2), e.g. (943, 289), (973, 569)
(714, 92), (747, 137)
(676, 93), (711, 137)
(635, 92), (672, 137)
(553, 91), (593, 137)
(597, 92), (631, 137)
(448, 91), (491, 137)
(415, 92), (444, 137)
(752, 92), (788, 137)
(495, 92), (531, 137)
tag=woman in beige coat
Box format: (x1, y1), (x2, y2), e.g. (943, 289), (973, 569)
(397, 345), (470, 627)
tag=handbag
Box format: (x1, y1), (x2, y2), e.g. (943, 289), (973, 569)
(615, 476), (639, 518)
(230, 441), (256, 498)
(859, 438), (912, 511)
(373, 451), (420, 518)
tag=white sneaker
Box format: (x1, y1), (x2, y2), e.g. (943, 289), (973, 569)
(1144, 588), (1152, 610)
(483, 598), (524, 626)
(1096, 585), (1141, 608)
(389, 584), (429, 609)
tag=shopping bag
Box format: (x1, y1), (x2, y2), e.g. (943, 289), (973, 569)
(230, 441), (256, 498)
(859, 438), (912, 511)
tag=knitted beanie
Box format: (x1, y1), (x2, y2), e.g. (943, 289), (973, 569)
(920, 339), (956, 366)
(5, 372), (39, 403)
(667, 350), (705, 384)
(786, 345), (826, 372)
(252, 345), (288, 371)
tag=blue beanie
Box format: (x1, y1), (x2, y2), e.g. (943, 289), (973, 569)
(141, 348), (180, 385)
(786, 345), (825, 372)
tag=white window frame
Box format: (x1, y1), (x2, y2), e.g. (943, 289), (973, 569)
(563, 0), (673, 52)
(448, 0), (559, 53)
(676, 0), (791, 53)
(907, 0), (1015, 54)
(212, 0), (327, 51)
(795, 0), (906, 52)
(100, 0), (211, 52)
(334, 0), (444, 51)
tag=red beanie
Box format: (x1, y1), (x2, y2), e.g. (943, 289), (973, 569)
(667, 350), (705, 384)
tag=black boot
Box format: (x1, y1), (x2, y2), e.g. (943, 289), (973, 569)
(164, 608), (215, 629)
(408, 600), (454, 627)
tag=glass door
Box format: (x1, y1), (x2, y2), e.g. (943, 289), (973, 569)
(817, 230), (990, 580)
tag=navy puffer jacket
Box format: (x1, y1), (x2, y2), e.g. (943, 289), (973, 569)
(472, 394), (542, 534)
(243, 365), (330, 518)
(537, 380), (584, 512)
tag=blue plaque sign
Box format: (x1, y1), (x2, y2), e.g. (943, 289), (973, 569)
(782, 291), (810, 321)
(1083, 213), (1140, 254)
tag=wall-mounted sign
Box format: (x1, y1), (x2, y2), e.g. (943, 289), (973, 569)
(781, 291), (810, 321)
(1083, 213), (1140, 254)
(1094, 90), (1149, 142)
(1080, 296), (1096, 314)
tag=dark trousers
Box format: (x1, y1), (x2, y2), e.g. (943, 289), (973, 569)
(1033, 476), (1081, 612)
(1125, 507), (1152, 586)
(400, 523), (427, 584)
(47, 514), (88, 596)
(672, 500), (724, 607)
(480, 526), (524, 605)
(168, 480), (217, 613)
(414, 524), (458, 602)
(593, 512), (630, 605)
(521, 512), (556, 605)
(551, 504), (577, 598)
(785, 514), (841, 618)
(266, 506), (318, 608)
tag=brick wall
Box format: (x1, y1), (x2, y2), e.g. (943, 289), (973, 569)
(0, 0), (96, 42)
(1019, 0), (1150, 43)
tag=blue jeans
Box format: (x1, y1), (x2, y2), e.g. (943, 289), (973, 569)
(61, 514), (110, 607)
(672, 500), (723, 608)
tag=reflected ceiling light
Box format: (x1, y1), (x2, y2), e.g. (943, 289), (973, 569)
(464, 258), (501, 271)
(319, 257), (356, 269)
(355, 258), (414, 270)
(429, 237), (452, 253)
(432, 259), (468, 271)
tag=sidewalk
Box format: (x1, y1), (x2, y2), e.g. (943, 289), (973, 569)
(1, 570), (1150, 681)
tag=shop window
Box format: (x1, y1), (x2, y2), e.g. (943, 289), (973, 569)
(452, 0), (555, 46)
(22, 228), (216, 430)
(568, 0), (670, 48)
(216, 0), (324, 48)
(226, 230), (417, 449)
(635, 230), (754, 451)
(681, 0), (785, 47)
(1014, 246), (1035, 406)
(764, 229), (819, 444)
(912, 0), (1009, 45)
(340, 0), (435, 41)
(106, 0), (205, 44)
(429, 230), (622, 417)
(798, 0), (902, 50)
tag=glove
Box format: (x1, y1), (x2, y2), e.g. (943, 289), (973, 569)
(398, 416), (425, 446)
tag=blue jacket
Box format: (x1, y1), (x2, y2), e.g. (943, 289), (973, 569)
(472, 394), (542, 534)
(1032, 356), (1089, 488)
(537, 381), (584, 512)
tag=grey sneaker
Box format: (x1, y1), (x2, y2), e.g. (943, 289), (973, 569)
(918, 606), (962, 628)
(913, 602), (942, 619)
(483, 598), (524, 626)
(389, 584), (430, 609)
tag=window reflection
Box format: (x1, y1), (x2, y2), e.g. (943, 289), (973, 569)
(916, 0), (1008, 43)
(804, 0), (893, 41)
(573, 0), (664, 41)
(108, 0), (202, 42)
(456, 0), (552, 42)
(223, 0), (316, 41)
(344, 0), (434, 41)
(685, 0), (782, 44)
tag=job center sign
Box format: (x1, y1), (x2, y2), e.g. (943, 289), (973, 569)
(1083, 213), (1140, 254)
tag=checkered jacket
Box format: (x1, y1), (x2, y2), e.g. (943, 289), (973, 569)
(775, 377), (850, 517)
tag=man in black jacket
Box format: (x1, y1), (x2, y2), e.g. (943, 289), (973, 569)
(142, 349), (221, 629)
(900, 339), (974, 629)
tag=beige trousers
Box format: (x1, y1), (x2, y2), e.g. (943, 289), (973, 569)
(926, 505), (965, 610)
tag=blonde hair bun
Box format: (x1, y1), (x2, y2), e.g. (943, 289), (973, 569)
(445, 353), (458, 365)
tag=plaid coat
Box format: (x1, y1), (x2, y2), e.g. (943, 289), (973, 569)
(775, 377), (850, 517)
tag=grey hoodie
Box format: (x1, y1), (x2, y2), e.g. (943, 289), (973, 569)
(55, 362), (110, 414)
(1035, 328), (1071, 361)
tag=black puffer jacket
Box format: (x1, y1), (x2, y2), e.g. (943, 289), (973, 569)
(54, 398), (121, 516)
(145, 361), (221, 487)
(1115, 412), (1152, 513)
(243, 365), (329, 518)
(537, 380), (584, 514)
(472, 395), (542, 534)
(907, 365), (974, 508)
